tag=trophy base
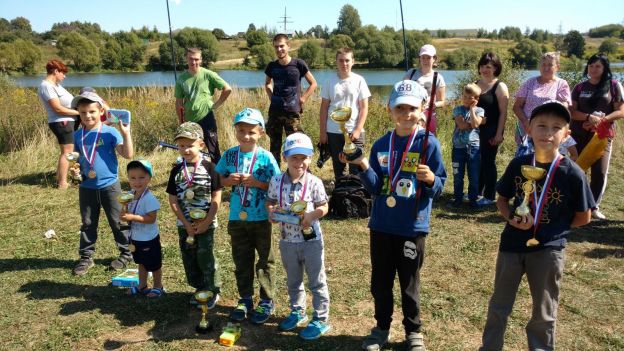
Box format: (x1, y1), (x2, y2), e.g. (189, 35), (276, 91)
(344, 147), (363, 161)
(196, 324), (213, 334)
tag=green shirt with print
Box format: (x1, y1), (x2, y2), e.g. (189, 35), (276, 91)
(174, 67), (227, 122)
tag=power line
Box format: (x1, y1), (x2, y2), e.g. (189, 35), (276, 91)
(277, 7), (293, 34)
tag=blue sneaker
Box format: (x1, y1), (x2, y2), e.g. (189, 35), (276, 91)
(279, 309), (308, 331)
(299, 319), (330, 340)
(250, 299), (274, 324)
(230, 298), (253, 322)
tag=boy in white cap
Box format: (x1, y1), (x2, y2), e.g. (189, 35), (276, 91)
(266, 133), (331, 340)
(342, 80), (447, 351)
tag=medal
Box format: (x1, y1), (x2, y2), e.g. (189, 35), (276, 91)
(185, 189), (195, 200)
(81, 123), (102, 180)
(182, 158), (200, 199)
(386, 196), (397, 208)
(88, 170), (97, 178)
(235, 146), (258, 217)
(129, 243), (136, 252)
(527, 154), (562, 247)
(239, 210), (248, 220)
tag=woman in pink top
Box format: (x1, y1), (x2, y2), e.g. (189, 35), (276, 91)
(512, 52), (571, 156)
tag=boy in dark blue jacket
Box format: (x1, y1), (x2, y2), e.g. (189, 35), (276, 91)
(342, 80), (447, 351)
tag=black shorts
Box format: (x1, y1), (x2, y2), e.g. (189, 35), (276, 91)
(48, 121), (75, 145)
(131, 235), (162, 272)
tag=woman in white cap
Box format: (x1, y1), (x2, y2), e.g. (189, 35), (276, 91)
(403, 44), (446, 134)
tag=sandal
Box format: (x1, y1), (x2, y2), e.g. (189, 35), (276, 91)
(127, 285), (150, 296)
(146, 287), (165, 299)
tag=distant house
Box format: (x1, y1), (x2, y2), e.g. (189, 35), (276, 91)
(50, 40), (57, 46)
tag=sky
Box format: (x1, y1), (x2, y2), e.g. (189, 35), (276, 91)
(2, 0), (623, 36)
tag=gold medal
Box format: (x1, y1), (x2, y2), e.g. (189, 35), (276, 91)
(185, 189), (195, 200)
(386, 195), (397, 208)
(128, 243), (136, 252)
(88, 170), (97, 179)
(239, 210), (248, 221)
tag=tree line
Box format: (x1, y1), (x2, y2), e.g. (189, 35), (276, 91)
(0, 7), (622, 75)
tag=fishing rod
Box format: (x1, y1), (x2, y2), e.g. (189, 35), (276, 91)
(165, 0), (178, 82)
(399, 0), (408, 71)
(158, 141), (211, 156)
(413, 72), (438, 214)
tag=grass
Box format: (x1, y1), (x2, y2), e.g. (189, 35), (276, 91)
(0, 81), (623, 350)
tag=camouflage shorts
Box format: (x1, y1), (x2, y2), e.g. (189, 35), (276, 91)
(266, 111), (305, 162)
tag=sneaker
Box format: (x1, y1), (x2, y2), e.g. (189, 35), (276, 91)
(362, 327), (390, 351)
(476, 197), (496, 206)
(449, 199), (462, 208)
(406, 332), (426, 351)
(299, 319), (330, 340)
(230, 298), (253, 322)
(592, 209), (606, 220)
(73, 258), (94, 276)
(207, 293), (220, 309)
(250, 299), (274, 324)
(279, 309), (308, 331)
(109, 256), (131, 270)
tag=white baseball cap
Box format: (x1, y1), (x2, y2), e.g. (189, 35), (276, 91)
(389, 80), (429, 109)
(283, 133), (314, 157)
(419, 44), (436, 57)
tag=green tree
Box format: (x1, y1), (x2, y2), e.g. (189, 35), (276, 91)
(498, 26), (523, 41)
(12, 39), (41, 74)
(0, 42), (19, 73)
(57, 31), (100, 71)
(245, 29), (268, 48)
(588, 24), (623, 38)
(598, 38), (618, 56)
(353, 25), (402, 67)
(404, 30), (430, 68)
(328, 34), (355, 50)
(173, 27), (219, 64)
(157, 40), (184, 69)
(10, 17), (31, 32)
(297, 40), (322, 68)
(212, 28), (228, 40)
(443, 47), (481, 69)
(249, 42), (274, 69)
(100, 38), (122, 70)
(113, 31), (146, 70)
(337, 4), (361, 37)
(508, 39), (542, 67)
(563, 30), (585, 58)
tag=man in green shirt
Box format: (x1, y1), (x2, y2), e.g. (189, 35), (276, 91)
(175, 47), (232, 163)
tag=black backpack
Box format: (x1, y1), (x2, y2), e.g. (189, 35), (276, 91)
(329, 175), (371, 219)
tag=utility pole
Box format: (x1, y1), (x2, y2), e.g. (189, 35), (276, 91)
(278, 7), (293, 35)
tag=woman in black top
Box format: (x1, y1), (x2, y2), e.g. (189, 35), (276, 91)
(475, 53), (509, 205)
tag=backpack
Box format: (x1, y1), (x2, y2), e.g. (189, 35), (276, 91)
(329, 175), (371, 219)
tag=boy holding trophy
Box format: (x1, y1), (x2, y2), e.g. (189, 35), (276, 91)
(266, 133), (331, 340)
(479, 101), (595, 351)
(70, 91), (134, 276)
(215, 108), (281, 324)
(166, 122), (222, 309)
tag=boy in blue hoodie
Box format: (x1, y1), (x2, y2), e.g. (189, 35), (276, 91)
(342, 80), (446, 351)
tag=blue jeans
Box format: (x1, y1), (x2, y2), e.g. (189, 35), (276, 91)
(452, 146), (480, 203)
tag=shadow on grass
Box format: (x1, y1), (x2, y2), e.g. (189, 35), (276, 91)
(0, 170), (56, 187)
(18, 279), (367, 350)
(569, 219), (624, 248)
(0, 257), (113, 273)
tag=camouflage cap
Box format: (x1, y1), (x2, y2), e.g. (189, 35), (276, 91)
(174, 122), (204, 141)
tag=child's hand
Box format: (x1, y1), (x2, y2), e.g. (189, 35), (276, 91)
(416, 164), (435, 186)
(267, 205), (278, 224)
(120, 212), (133, 222)
(117, 120), (131, 135)
(508, 213), (534, 230)
(195, 218), (212, 234)
(183, 221), (196, 236)
(301, 212), (313, 230)
(339, 152), (366, 167)
(240, 174), (258, 188)
(227, 173), (242, 184)
(69, 164), (81, 178)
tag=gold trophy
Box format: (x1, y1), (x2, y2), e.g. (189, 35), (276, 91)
(330, 106), (363, 161)
(271, 200), (316, 241)
(515, 166), (546, 247)
(118, 191), (135, 252)
(194, 290), (214, 333)
(65, 152), (82, 182)
(186, 208), (206, 245)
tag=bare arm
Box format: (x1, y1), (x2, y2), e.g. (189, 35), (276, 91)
(48, 98), (79, 116)
(319, 98), (330, 144)
(605, 100), (624, 122)
(435, 86), (446, 108)
(469, 106), (484, 129)
(351, 98), (369, 140)
(115, 123), (134, 159)
(493, 83), (510, 145)
(571, 210), (591, 228)
(301, 203), (328, 229)
(121, 210), (157, 224)
(212, 83), (232, 110)
(264, 75), (273, 100)
(513, 97), (530, 132)
(300, 71), (317, 105)
(175, 98), (184, 122)
(454, 115), (471, 130)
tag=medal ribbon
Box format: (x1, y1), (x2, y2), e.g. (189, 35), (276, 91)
(387, 127), (419, 193)
(279, 172), (308, 209)
(81, 123), (102, 172)
(236, 146), (258, 208)
(531, 154), (562, 234)
(129, 188), (149, 236)
(182, 158), (200, 188)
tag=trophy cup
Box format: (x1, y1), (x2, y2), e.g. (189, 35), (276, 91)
(186, 208), (206, 245)
(515, 166), (546, 247)
(194, 290), (214, 333)
(271, 200), (316, 241)
(65, 152), (82, 182)
(117, 191), (135, 252)
(330, 106), (362, 161)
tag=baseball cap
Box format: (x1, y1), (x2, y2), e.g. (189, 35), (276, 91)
(530, 100), (571, 123)
(234, 108), (265, 128)
(127, 159), (154, 177)
(419, 44), (436, 57)
(174, 122), (204, 141)
(389, 80), (429, 109)
(71, 91), (104, 109)
(283, 133), (314, 157)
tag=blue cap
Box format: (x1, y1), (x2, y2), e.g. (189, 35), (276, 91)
(127, 159), (154, 177)
(234, 108), (265, 129)
(283, 133), (314, 157)
(389, 80), (428, 109)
